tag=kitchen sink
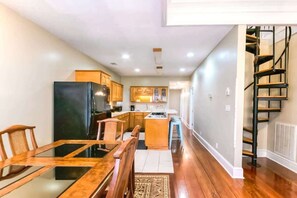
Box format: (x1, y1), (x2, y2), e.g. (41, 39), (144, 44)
(151, 112), (166, 116)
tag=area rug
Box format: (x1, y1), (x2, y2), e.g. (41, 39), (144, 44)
(134, 174), (170, 198)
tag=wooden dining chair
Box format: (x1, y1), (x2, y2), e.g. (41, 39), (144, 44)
(106, 137), (137, 198)
(0, 125), (38, 160)
(97, 118), (125, 141)
(129, 125), (141, 194)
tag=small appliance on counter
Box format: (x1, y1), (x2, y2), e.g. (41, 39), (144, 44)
(130, 105), (135, 111)
(113, 106), (122, 112)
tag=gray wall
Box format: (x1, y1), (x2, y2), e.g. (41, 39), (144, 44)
(190, 25), (245, 168)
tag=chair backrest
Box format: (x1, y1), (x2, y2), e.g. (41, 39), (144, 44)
(97, 118), (125, 141)
(131, 125), (141, 150)
(106, 137), (137, 198)
(0, 125), (38, 160)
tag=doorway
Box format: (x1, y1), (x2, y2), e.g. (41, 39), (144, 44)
(169, 89), (181, 116)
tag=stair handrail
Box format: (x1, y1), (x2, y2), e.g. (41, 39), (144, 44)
(244, 26), (292, 91)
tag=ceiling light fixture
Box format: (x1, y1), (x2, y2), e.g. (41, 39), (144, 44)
(180, 68), (186, 72)
(187, 52), (194, 58)
(134, 68), (140, 72)
(122, 54), (130, 59)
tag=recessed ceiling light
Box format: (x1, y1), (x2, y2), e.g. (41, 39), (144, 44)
(180, 68), (186, 72)
(134, 68), (140, 72)
(122, 54), (130, 59)
(187, 52), (194, 58)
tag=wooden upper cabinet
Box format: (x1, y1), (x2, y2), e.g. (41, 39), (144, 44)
(130, 86), (168, 103)
(111, 81), (123, 102)
(100, 72), (111, 88)
(75, 70), (111, 89)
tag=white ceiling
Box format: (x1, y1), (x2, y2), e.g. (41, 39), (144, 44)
(0, 0), (233, 76)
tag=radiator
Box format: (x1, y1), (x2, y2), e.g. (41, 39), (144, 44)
(274, 122), (297, 161)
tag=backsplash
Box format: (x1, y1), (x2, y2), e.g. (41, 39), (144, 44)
(126, 103), (168, 112)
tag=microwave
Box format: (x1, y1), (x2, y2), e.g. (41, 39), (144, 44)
(114, 106), (122, 112)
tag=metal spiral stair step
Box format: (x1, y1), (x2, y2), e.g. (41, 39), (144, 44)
(258, 117), (269, 122)
(246, 28), (257, 35)
(242, 150), (254, 157)
(243, 127), (253, 133)
(257, 96), (288, 101)
(246, 34), (258, 43)
(257, 82), (288, 88)
(246, 43), (259, 54)
(254, 68), (286, 77)
(254, 55), (274, 65)
(243, 137), (253, 144)
(258, 107), (281, 112)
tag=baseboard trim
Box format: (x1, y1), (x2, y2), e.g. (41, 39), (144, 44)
(181, 118), (190, 129)
(266, 150), (297, 173)
(257, 149), (267, 157)
(192, 129), (244, 179)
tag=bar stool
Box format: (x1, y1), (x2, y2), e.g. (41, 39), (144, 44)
(169, 116), (183, 148)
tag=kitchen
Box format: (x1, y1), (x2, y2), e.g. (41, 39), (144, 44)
(2, 0), (296, 197)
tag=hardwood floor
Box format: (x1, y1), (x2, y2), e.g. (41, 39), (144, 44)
(169, 124), (297, 198)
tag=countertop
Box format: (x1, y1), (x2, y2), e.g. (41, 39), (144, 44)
(111, 109), (177, 118)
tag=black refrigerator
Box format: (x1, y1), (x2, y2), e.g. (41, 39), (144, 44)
(54, 82), (111, 180)
(54, 82), (111, 141)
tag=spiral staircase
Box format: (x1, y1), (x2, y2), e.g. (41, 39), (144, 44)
(243, 26), (292, 166)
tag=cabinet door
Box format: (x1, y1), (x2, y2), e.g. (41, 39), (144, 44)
(75, 70), (101, 84)
(129, 113), (135, 129)
(134, 113), (144, 130)
(118, 84), (123, 101)
(101, 73), (111, 88)
(111, 82), (117, 101)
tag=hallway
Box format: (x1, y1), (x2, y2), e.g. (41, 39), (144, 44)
(170, 124), (297, 197)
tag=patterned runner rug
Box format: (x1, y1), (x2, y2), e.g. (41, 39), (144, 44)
(134, 174), (170, 198)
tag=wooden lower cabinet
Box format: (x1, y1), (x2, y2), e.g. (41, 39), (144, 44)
(129, 112), (150, 131)
(114, 113), (129, 132)
(145, 118), (169, 149)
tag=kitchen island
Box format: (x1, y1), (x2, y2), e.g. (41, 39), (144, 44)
(144, 112), (169, 149)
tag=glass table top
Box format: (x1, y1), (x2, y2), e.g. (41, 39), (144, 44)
(74, 144), (117, 158)
(0, 165), (43, 189)
(2, 166), (91, 198)
(34, 144), (85, 157)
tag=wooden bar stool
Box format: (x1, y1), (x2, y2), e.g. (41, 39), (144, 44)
(169, 116), (183, 149)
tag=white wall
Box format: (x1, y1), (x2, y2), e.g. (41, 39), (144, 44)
(0, 5), (120, 155)
(190, 25), (245, 178)
(120, 76), (189, 111)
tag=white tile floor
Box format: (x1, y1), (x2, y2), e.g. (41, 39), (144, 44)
(123, 132), (174, 173)
(135, 150), (174, 173)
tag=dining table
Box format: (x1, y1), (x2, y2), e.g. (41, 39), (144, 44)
(0, 139), (121, 197)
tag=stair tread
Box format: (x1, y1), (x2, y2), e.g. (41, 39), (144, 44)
(258, 117), (269, 122)
(257, 95), (287, 99)
(246, 34), (258, 43)
(255, 55), (274, 65)
(246, 28), (256, 35)
(246, 43), (259, 54)
(243, 137), (253, 143)
(242, 150), (254, 156)
(257, 82), (286, 86)
(243, 127), (253, 133)
(258, 107), (281, 112)
(257, 82), (288, 88)
(254, 68), (286, 76)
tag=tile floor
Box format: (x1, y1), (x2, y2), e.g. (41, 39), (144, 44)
(123, 132), (174, 173)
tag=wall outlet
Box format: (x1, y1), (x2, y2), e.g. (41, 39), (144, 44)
(199, 131), (202, 135)
(225, 105), (231, 112)
(215, 143), (219, 149)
